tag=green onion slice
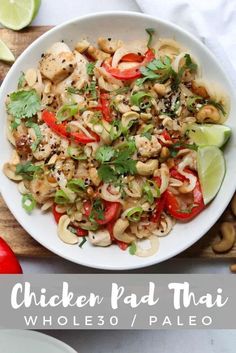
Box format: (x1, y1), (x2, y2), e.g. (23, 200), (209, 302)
(22, 194), (36, 213)
(127, 206), (143, 222)
(143, 180), (160, 204)
(130, 91), (152, 108)
(67, 146), (87, 160)
(56, 103), (78, 122)
(54, 190), (71, 204)
(67, 179), (86, 193)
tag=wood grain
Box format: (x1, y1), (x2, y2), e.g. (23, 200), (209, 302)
(0, 27), (236, 259)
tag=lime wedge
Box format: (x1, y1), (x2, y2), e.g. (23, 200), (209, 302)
(197, 146), (225, 205)
(187, 123), (231, 147)
(32, 0), (41, 20)
(0, 39), (15, 62)
(0, 0), (39, 30)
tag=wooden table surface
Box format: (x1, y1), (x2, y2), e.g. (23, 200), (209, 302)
(0, 26), (235, 259)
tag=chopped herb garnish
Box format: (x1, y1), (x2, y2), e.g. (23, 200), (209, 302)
(15, 162), (43, 180)
(130, 91), (152, 108)
(95, 146), (115, 163)
(86, 62), (95, 75)
(89, 198), (104, 222)
(137, 56), (175, 86)
(79, 237), (87, 248)
(169, 142), (198, 157)
(7, 89), (41, 122)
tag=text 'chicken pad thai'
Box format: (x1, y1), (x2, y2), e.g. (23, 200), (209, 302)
(3, 29), (231, 257)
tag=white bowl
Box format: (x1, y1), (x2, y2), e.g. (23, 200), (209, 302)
(0, 12), (236, 270)
(0, 330), (77, 353)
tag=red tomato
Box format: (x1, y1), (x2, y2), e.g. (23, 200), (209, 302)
(97, 201), (121, 225)
(100, 93), (112, 122)
(121, 53), (144, 62)
(0, 237), (23, 274)
(83, 200), (121, 225)
(165, 179), (204, 221)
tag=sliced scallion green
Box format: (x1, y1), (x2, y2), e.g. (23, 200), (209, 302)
(127, 206), (143, 222)
(56, 103), (78, 122)
(22, 194), (36, 213)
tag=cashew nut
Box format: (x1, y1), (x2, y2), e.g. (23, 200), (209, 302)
(196, 105), (221, 123)
(98, 37), (123, 54)
(212, 222), (236, 253)
(121, 111), (139, 129)
(136, 160), (159, 176)
(231, 194), (236, 217)
(75, 39), (90, 53)
(153, 83), (167, 96)
(113, 218), (135, 244)
(114, 95), (131, 114)
(88, 229), (111, 247)
(57, 215), (78, 244)
(87, 45), (110, 61)
(191, 80), (209, 99)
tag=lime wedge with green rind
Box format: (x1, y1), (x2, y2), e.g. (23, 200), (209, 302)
(197, 145), (225, 205)
(0, 0), (40, 31)
(186, 123), (231, 147)
(0, 39), (15, 62)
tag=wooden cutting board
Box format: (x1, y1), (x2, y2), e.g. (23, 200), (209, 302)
(0, 26), (235, 259)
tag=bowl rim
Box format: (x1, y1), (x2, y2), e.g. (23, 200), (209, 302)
(1, 11), (236, 270)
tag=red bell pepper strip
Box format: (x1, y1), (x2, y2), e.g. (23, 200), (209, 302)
(150, 192), (167, 223)
(42, 110), (68, 138)
(170, 168), (188, 182)
(70, 130), (100, 144)
(103, 49), (155, 80)
(52, 204), (64, 223)
(100, 93), (112, 122)
(42, 110), (100, 144)
(121, 53), (144, 62)
(0, 237), (23, 274)
(165, 179), (204, 220)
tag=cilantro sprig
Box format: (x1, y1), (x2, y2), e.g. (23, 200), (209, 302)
(96, 140), (137, 183)
(15, 162), (43, 180)
(7, 89), (41, 129)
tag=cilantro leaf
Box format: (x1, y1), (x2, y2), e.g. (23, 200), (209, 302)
(15, 162), (43, 180)
(97, 165), (117, 183)
(89, 198), (104, 222)
(137, 56), (174, 85)
(7, 89), (41, 120)
(95, 146), (115, 163)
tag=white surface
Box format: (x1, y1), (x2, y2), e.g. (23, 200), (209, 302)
(0, 330), (77, 353)
(1, 12), (236, 270)
(136, 0), (236, 76)
(45, 330), (236, 353)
